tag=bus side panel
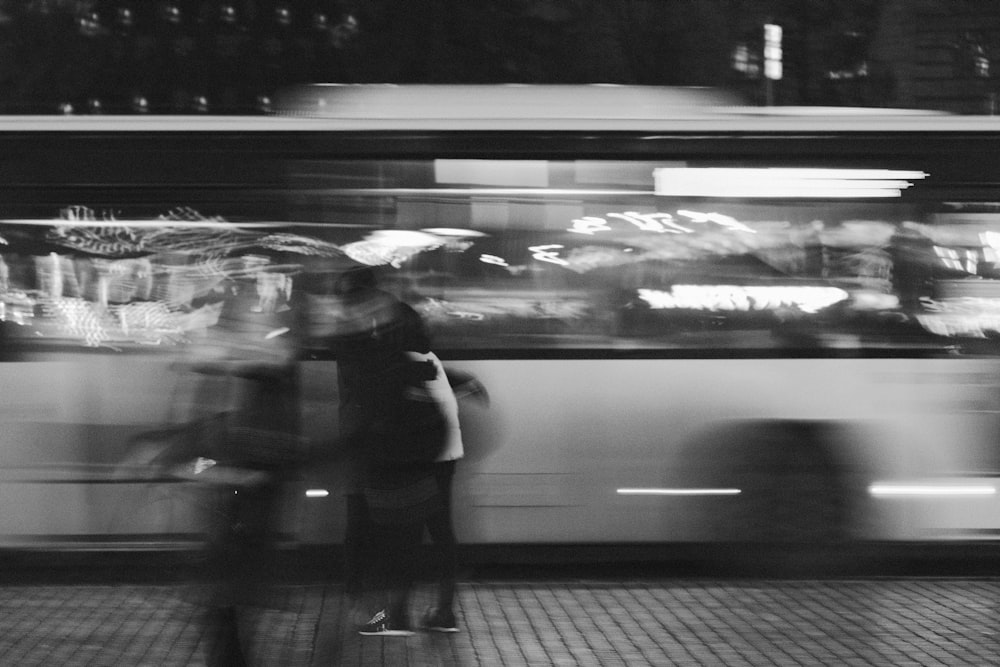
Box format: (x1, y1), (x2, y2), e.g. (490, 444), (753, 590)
(1, 355), (998, 548)
(441, 358), (1000, 544)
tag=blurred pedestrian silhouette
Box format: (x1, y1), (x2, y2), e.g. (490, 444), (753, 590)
(195, 359), (300, 666)
(125, 261), (303, 666)
(191, 262), (303, 665)
(324, 266), (450, 636)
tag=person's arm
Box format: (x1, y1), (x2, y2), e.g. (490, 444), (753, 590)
(445, 368), (490, 405)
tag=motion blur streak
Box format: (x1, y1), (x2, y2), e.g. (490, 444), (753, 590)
(869, 483), (997, 497)
(637, 285), (849, 313)
(617, 488), (742, 496)
(653, 167), (929, 198)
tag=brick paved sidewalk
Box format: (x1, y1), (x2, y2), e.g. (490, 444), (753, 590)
(0, 584), (319, 666)
(0, 579), (995, 665)
(317, 579), (999, 666)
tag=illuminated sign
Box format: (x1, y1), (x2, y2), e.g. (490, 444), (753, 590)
(764, 23), (782, 81)
(569, 210), (755, 235)
(528, 244), (570, 266)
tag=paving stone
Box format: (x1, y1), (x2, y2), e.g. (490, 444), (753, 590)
(0, 578), (996, 665)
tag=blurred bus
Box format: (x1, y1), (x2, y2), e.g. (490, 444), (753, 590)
(0, 85), (998, 566)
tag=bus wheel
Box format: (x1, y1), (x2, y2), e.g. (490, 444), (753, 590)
(677, 420), (862, 574)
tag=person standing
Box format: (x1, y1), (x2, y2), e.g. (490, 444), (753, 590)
(378, 350), (489, 634)
(326, 267), (447, 636)
(405, 349), (463, 633)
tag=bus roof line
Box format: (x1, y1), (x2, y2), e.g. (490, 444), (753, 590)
(0, 115), (997, 133)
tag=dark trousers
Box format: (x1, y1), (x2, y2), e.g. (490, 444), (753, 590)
(426, 460), (457, 614)
(347, 463), (427, 625)
(370, 516), (423, 622)
(203, 481), (280, 667)
(345, 460), (459, 620)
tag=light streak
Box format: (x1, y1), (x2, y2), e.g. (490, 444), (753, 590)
(869, 483), (997, 497)
(305, 489), (330, 498)
(529, 244), (569, 266)
(916, 297), (1000, 337)
(568, 216), (613, 235)
(421, 228), (488, 237)
(654, 168), (928, 198)
(342, 229), (443, 267)
(637, 285), (849, 314)
(194, 457), (217, 475)
(567, 209), (753, 235)
(480, 254), (509, 267)
(617, 488), (742, 496)
(676, 210), (756, 233)
(607, 211), (692, 234)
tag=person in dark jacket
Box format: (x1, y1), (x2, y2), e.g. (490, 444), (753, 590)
(327, 267), (445, 636)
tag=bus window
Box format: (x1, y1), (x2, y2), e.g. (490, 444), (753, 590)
(0, 159), (977, 356)
(286, 159), (946, 355)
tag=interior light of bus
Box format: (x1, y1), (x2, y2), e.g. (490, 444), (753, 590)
(966, 250), (978, 274)
(434, 159), (550, 187)
(617, 488), (742, 496)
(421, 228), (488, 237)
(341, 241), (397, 266)
(981, 230), (1000, 250)
(653, 168), (928, 198)
(305, 489), (330, 498)
(851, 291), (900, 310)
(868, 483), (997, 497)
(934, 245), (979, 274)
(934, 246), (964, 271)
(341, 230), (442, 266)
(659, 180), (909, 198)
(328, 187), (654, 197)
(637, 285), (849, 314)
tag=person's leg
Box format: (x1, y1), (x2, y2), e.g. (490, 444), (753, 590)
(424, 461), (457, 621)
(343, 493), (369, 601)
(361, 518), (422, 634)
(360, 465), (438, 634)
(203, 606), (248, 667)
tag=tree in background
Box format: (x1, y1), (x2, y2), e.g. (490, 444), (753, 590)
(8, 0), (993, 113)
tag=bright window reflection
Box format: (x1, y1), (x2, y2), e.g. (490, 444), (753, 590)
(654, 168), (928, 198)
(5, 158), (999, 355)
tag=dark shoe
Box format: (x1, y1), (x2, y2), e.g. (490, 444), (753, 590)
(421, 607), (459, 633)
(358, 609), (414, 637)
